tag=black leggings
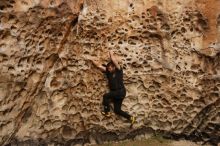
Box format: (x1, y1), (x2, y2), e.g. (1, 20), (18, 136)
(102, 89), (131, 120)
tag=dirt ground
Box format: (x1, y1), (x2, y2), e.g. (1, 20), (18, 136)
(92, 137), (206, 146)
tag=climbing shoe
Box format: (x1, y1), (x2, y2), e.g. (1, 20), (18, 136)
(130, 116), (136, 124)
(101, 111), (111, 117)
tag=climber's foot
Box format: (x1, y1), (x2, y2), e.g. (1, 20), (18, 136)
(101, 111), (111, 117)
(129, 116), (136, 128)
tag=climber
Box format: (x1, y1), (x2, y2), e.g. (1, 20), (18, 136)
(89, 50), (135, 125)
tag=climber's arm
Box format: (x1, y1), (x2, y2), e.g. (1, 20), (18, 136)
(90, 58), (106, 72)
(109, 50), (121, 70)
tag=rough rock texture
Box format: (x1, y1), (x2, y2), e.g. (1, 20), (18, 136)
(0, 0), (220, 145)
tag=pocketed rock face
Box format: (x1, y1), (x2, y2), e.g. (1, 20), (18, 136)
(0, 0), (219, 145)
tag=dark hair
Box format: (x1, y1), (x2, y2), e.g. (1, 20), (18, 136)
(106, 61), (115, 68)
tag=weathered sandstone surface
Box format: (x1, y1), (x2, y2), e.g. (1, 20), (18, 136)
(0, 0), (219, 145)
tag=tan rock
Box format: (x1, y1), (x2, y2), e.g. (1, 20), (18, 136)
(0, 0), (219, 145)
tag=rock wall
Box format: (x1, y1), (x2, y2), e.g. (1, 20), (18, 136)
(0, 0), (219, 145)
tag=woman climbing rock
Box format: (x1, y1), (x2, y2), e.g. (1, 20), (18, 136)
(89, 50), (135, 125)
